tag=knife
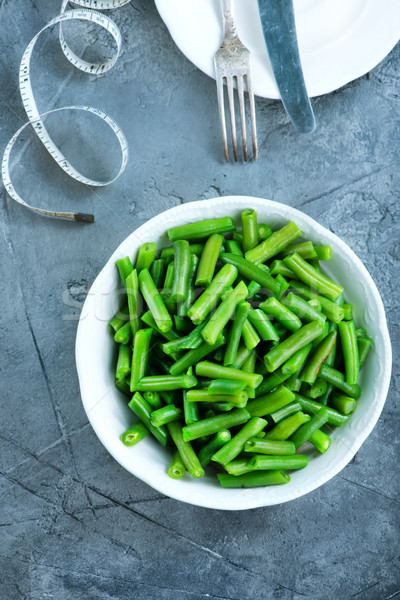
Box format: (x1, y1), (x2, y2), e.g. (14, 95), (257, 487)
(257, 0), (316, 133)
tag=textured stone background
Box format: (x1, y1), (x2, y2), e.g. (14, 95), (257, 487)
(0, 1), (399, 599)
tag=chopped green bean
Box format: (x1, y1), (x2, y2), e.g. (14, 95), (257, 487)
(116, 256), (134, 287)
(224, 301), (251, 366)
(109, 305), (129, 332)
(265, 411), (311, 440)
(269, 401), (302, 424)
(167, 421), (205, 478)
(201, 281), (248, 345)
(139, 269), (172, 333)
(150, 258), (166, 289)
(167, 217), (235, 242)
(187, 263), (238, 324)
(150, 404), (182, 427)
(116, 343), (132, 380)
(220, 253), (280, 294)
(130, 328), (153, 392)
(289, 406), (329, 449)
(198, 430), (231, 466)
(121, 422), (149, 447)
(246, 386), (295, 417)
(330, 392), (357, 415)
(318, 364), (361, 398)
(288, 280), (344, 323)
(295, 393), (349, 426)
(264, 320), (325, 373)
(244, 438), (296, 455)
(241, 209), (258, 253)
(128, 393), (168, 447)
(284, 253), (343, 301)
(169, 336), (225, 376)
(245, 221), (302, 264)
(283, 292), (326, 325)
(281, 344), (313, 376)
(248, 309), (280, 342)
(207, 379), (247, 396)
(135, 242), (156, 273)
(196, 233), (224, 287)
(358, 336), (372, 368)
(182, 407), (251, 441)
(280, 241), (318, 260)
(114, 322), (132, 345)
(249, 454), (308, 470)
(314, 245), (332, 261)
(218, 470), (290, 488)
(338, 320), (359, 385)
(196, 361), (262, 389)
(309, 429), (331, 453)
(301, 330), (337, 384)
(212, 417), (267, 466)
(168, 450), (186, 479)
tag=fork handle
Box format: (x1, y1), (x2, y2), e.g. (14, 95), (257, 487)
(221, 0), (237, 39)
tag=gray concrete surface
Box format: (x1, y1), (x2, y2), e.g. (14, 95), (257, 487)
(0, 1), (399, 599)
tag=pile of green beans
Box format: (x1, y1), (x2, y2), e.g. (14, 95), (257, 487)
(111, 211), (372, 489)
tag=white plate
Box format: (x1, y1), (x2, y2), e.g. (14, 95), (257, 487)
(154, 0), (400, 99)
(76, 196), (392, 510)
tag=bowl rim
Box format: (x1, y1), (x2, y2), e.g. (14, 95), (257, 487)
(75, 196), (392, 510)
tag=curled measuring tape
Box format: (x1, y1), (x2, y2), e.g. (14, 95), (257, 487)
(2, 0), (131, 223)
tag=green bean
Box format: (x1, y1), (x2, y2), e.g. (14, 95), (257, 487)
(330, 392), (357, 415)
(143, 391), (163, 410)
(150, 404), (182, 427)
(114, 322), (132, 345)
(285, 372), (303, 393)
(288, 280), (344, 323)
(270, 259), (297, 279)
(125, 269), (141, 336)
(265, 412), (311, 440)
(295, 393), (350, 426)
(168, 450), (186, 479)
(264, 320), (325, 373)
(130, 328), (153, 391)
(343, 304), (353, 320)
(166, 421), (205, 478)
(245, 221), (302, 264)
(259, 297), (302, 333)
(246, 281), (262, 299)
(225, 239), (243, 256)
(258, 223), (273, 241)
(280, 241), (318, 260)
(196, 361), (262, 389)
(150, 258), (166, 289)
(282, 292), (326, 325)
(169, 336), (225, 376)
(162, 261), (174, 291)
(314, 245), (332, 261)
(309, 429), (331, 453)
(139, 269), (173, 333)
(135, 242), (156, 273)
(116, 343), (132, 380)
(301, 330), (337, 384)
(201, 281), (248, 345)
(247, 309), (279, 342)
(232, 344), (253, 369)
(115, 377), (131, 396)
(182, 407), (251, 441)
(169, 240), (191, 303)
(109, 305), (129, 332)
(121, 422), (149, 447)
(198, 431), (231, 466)
(195, 234), (224, 288)
(178, 317), (210, 350)
(161, 243), (205, 262)
(281, 344), (313, 376)
(356, 327), (368, 339)
(161, 335), (190, 357)
(220, 253), (280, 294)
(187, 263), (238, 324)
(289, 406), (329, 449)
(212, 417), (267, 466)
(141, 311), (179, 342)
(338, 320), (359, 385)
(309, 378), (328, 398)
(241, 209), (258, 253)
(183, 391), (199, 425)
(254, 368), (291, 396)
(178, 255), (199, 318)
(224, 458), (254, 476)
(116, 256), (134, 287)
(269, 401), (302, 424)
(128, 393), (168, 447)
(358, 336), (372, 368)
(246, 386), (295, 417)
(241, 319), (260, 351)
(208, 379), (247, 396)
(318, 364), (361, 398)
(167, 216), (235, 242)
(224, 301), (251, 366)
(218, 470), (290, 488)
(241, 349), (257, 375)
(136, 372), (198, 391)
(249, 454), (308, 470)
(186, 389), (248, 405)
(244, 438), (296, 455)
(284, 253), (343, 301)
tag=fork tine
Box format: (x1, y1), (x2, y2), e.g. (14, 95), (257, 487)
(245, 74), (258, 160)
(216, 75), (229, 162)
(236, 75), (248, 162)
(226, 75), (238, 162)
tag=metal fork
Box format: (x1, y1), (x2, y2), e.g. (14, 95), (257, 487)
(214, 0), (258, 162)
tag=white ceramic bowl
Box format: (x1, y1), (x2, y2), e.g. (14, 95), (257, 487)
(75, 196), (392, 510)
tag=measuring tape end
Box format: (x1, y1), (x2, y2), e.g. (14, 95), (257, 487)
(74, 212), (95, 223)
